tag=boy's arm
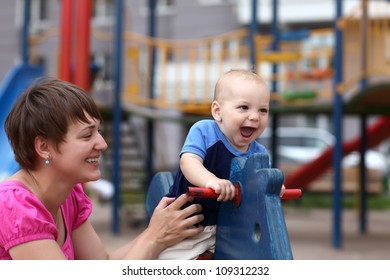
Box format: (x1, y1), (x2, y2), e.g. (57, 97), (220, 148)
(180, 152), (235, 201)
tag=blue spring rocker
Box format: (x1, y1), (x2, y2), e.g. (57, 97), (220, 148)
(145, 153), (294, 260)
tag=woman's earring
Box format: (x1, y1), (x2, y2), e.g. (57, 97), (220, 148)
(45, 156), (50, 165)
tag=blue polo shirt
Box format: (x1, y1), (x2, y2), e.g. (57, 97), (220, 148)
(167, 119), (269, 226)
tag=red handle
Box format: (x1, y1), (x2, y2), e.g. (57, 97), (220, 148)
(282, 189), (302, 199)
(188, 183), (242, 206)
(187, 187), (219, 199)
(187, 186), (302, 202)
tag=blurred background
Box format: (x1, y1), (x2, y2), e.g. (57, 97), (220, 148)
(0, 0), (390, 259)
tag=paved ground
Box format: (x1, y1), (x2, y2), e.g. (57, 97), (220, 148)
(284, 208), (390, 259)
(90, 201), (390, 260)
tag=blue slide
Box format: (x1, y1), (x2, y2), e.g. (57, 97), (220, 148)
(0, 63), (44, 181)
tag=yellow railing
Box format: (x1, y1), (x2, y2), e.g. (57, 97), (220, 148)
(120, 26), (341, 110)
(27, 2), (390, 114)
(29, 28), (58, 65)
(119, 4), (390, 111)
(341, 1), (390, 93)
(122, 28), (254, 114)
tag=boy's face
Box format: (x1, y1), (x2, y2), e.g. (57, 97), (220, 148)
(212, 78), (270, 152)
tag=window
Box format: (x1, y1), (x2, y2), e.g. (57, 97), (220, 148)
(92, 52), (113, 81)
(141, 0), (176, 17)
(92, 0), (115, 26)
(198, 0), (235, 6)
(16, 0), (50, 34)
(31, 0), (49, 33)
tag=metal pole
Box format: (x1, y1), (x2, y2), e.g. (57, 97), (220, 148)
(332, 0), (344, 249)
(359, 115), (367, 233)
(271, 0), (279, 168)
(359, 0), (369, 233)
(21, 0), (31, 64)
(146, 0), (157, 187)
(249, 0), (258, 72)
(59, 0), (73, 81)
(74, 0), (91, 91)
(112, 0), (124, 234)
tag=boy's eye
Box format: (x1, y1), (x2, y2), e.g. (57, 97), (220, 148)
(239, 105), (249, 110)
(260, 108), (269, 113)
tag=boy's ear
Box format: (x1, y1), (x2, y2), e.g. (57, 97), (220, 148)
(211, 101), (221, 121)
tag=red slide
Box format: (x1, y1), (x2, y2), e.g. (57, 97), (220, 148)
(284, 116), (390, 190)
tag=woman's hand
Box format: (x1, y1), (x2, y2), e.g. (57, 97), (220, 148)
(119, 194), (203, 260)
(146, 193), (204, 255)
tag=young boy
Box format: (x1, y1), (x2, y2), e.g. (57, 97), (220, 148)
(159, 69), (285, 259)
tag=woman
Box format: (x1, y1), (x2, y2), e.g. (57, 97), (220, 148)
(0, 77), (204, 260)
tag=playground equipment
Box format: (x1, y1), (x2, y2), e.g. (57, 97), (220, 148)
(285, 116), (390, 190)
(0, 0), (44, 180)
(122, 28), (252, 115)
(0, 64), (44, 181)
(146, 153), (297, 260)
(119, 27), (336, 112)
(87, 0), (389, 248)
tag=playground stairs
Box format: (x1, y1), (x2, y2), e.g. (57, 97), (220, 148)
(101, 117), (148, 226)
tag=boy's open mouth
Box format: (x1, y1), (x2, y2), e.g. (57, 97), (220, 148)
(240, 127), (255, 138)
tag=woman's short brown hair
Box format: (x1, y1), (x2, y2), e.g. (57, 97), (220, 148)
(4, 77), (103, 170)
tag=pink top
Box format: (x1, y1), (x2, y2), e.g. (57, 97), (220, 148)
(0, 180), (92, 260)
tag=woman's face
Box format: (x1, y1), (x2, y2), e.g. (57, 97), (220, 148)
(50, 113), (108, 185)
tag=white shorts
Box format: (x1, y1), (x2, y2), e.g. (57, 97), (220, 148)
(158, 225), (216, 260)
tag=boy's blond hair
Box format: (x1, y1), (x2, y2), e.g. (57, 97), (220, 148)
(213, 69), (268, 102)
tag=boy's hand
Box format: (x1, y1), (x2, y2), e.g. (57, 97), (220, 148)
(205, 178), (235, 201)
(280, 184), (286, 197)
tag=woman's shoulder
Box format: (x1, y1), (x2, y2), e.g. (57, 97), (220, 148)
(0, 180), (48, 213)
(0, 180), (56, 247)
(0, 179), (28, 188)
(0, 180), (36, 201)
(0, 180), (51, 228)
